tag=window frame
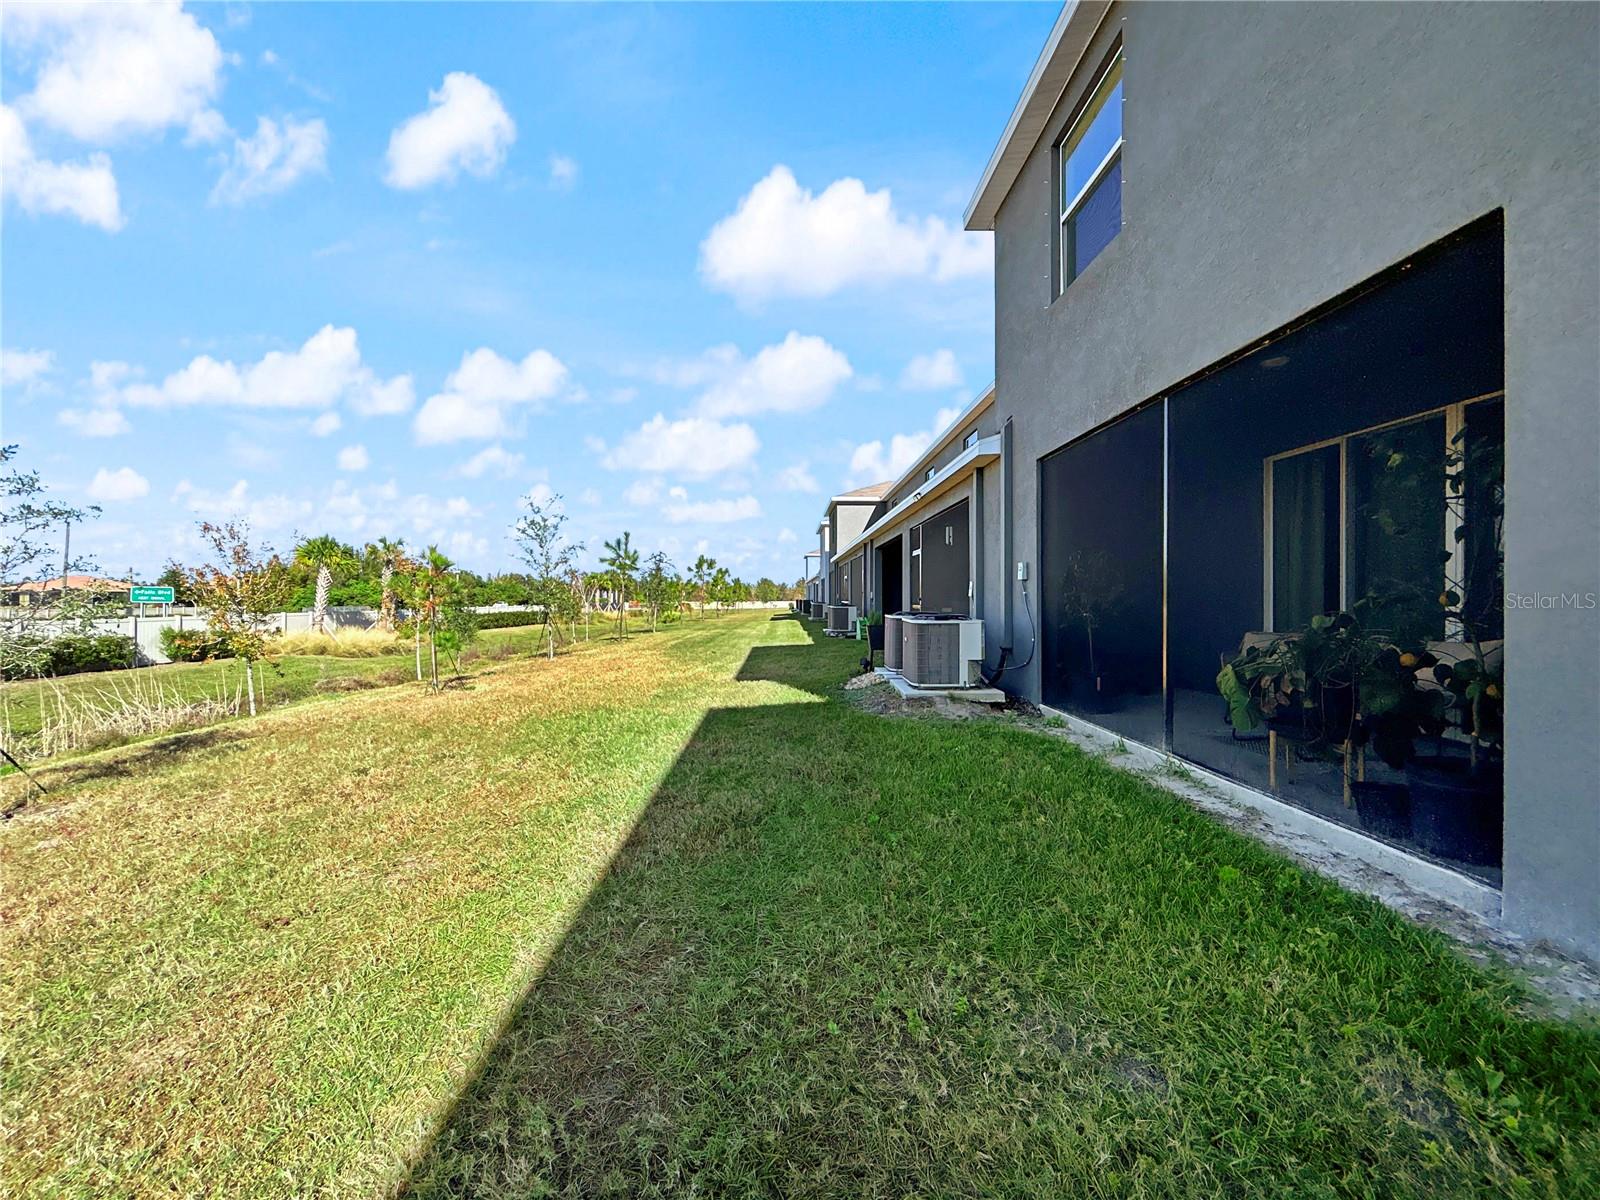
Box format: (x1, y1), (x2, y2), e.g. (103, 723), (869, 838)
(1261, 391), (1505, 634)
(1057, 49), (1124, 294)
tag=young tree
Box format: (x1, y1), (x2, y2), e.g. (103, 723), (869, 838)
(293, 534), (358, 633)
(709, 565), (731, 616)
(401, 545), (464, 690)
(512, 492), (583, 659)
(639, 551), (676, 633)
(690, 554), (715, 619)
(364, 537), (410, 633)
(0, 445), (112, 681)
(186, 521), (292, 716)
(600, 531), (639, 636)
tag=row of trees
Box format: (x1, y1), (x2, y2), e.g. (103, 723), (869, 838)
(178, 523), (478, 707)
(4, 445), (800, 704)
(153, 538), (537, 628)
(510, 492), (796, 655)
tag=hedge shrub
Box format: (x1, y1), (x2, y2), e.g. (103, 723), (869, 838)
(159, 627), (234, 663)
(470, 610), (547, 630)
(0, 633), (139, 679)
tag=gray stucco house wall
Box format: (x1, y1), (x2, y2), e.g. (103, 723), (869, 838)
(971, 2), (1599, 956)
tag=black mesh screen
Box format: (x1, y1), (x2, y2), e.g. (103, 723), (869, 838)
(1166, 215), (1504, 881)
(1039, 403), (1164, 745)
(917, 500), (970, 615)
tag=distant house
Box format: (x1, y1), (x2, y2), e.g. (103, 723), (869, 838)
(3, 574), (132, 606)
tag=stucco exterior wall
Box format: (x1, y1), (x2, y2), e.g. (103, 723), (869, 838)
(987, 2), (1599, 954)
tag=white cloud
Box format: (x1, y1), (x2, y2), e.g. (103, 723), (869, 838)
(171, 477), (485, 559)
(413, 347), (567, 444)
(663, 494), (762, 524)
(775, 461), (819, 494)
(309, 411), (342, 437)
(384, 72), (515, 190)
(691, 332), (851, 418)
(548, 153), (578, 190)
(351, 373), (414, 416)
(86, 465), (149, 501)
(700, 165), (989, 302)
(777, 527), (797, 544)
(1, 347), (54, 387)
(182, 107), (228, 147)
(59, 406), (132, 437)
(598, 413), (759, 478)
(455, 443), (525, 478)
(5, 1), (225, 143)
(337, 444), (369, 471)
(623, 477), (662, 506)
(0, 103), (122, 231)
(899, 348), (963, 391)
(104, 325), (407, 414)
(89, 360), (135, 389)
(847, 404), (963, 487)
(57, 357), (135, 435)
(210, 115), (327, 204)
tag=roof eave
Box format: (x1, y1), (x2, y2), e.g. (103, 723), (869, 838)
(964, 0), (1113, 232)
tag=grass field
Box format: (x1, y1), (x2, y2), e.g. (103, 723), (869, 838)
(2, 612), (1596, 1198)
(0, 623), (555, 760)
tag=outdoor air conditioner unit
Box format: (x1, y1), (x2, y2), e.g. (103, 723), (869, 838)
(883, 612), (906, 672)
(826, 604), (857, 635)
(900, 614), (984, 688)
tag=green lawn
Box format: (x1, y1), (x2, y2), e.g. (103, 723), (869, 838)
(0, 622), (554, 760)
(2, 613), (1595, 1198)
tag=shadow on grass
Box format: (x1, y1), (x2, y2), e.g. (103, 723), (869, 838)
(395, 630), (1600, 1198)
(3, 726), (251, 818)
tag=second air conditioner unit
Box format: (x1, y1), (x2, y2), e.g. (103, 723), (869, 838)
(901, 614), (984, 688)
(883, 612), (906, 672)
(826, 604), (857, 635)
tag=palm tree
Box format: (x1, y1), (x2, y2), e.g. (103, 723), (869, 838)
(294, 534), (357, 633)
(600, 531), (639, 636)
(407, 545), (455, 689)
(365, 537), (408, 633)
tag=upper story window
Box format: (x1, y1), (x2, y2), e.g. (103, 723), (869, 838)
(1058, 51), (1123, 291)
(963, 429), (978, 450)
(925, 466), (937, 481)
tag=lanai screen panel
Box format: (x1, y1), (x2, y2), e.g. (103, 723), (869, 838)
(1038, 403), (1164, 747)
(1164, 216), (1505, 882)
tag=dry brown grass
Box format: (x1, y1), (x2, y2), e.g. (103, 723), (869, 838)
(0, 619), (761, 1197)
(272, 627), (407, 657)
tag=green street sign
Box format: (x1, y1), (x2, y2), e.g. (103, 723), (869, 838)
(130, 586), (176, 604)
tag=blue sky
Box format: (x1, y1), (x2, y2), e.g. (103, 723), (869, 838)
(1, 1), (1056, 583)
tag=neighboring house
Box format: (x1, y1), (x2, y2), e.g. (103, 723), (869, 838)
(943, 1), (1596, 956)
(802, 550), (822, 609)
(818, 482), (894, 614)
(830, 385), (1001, 620)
